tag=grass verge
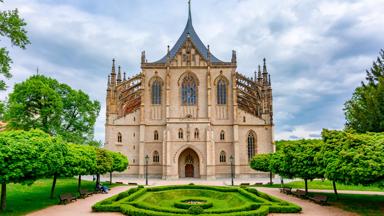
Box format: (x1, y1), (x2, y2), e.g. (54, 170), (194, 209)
(1, 177), (117, 216)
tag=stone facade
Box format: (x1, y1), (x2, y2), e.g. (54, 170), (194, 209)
(105, 3), (274, 179)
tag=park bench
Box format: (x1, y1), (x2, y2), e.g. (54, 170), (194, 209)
(240, 183), (250, 186)
(59, 193), (77, 204)
(254, 182), (263, 186)
(292, 189), (307, 198)
(308, 194), (328, 205)
(128, 182), (138, 186)
(116, 181), (124, 184)
(79, 189), (93, 198)
(279, 187), (292, 194)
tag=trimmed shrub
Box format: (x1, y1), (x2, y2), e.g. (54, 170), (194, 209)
(188, 206), (204, 215)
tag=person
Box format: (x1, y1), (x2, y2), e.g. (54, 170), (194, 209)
(96, 183), (109, 193)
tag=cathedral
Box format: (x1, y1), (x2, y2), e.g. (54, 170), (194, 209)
(105, 2), (274, 179)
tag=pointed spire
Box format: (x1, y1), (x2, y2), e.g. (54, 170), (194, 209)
(263, 58), (268, 85)
(207, 45), (211, 62)
(110, 58), (116, 86)
(268, 74), (271, 86)
(254, 71), (257, 83)
(231, 50), (237, 64)
(111, 58), (116, 74)
(123, 72), (126, 81)
(258, 65), (262, 83)
(188, 0), (192, 24)
(117, 66), (122, 83)
(107, 75), (111, 88)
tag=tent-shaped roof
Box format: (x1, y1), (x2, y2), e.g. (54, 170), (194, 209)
(153, 1), (223, 63)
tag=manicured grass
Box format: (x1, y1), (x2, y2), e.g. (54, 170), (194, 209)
(2, 177), (113, 216)
(308, 192), (384, 216)
(263, 180), (384, 192)
(93, 185), (302, 215)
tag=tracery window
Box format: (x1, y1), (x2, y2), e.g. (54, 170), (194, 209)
(247, 132), (256, 161)
(154, 130), (159, 140)
(219, 151), (226, 163)
(181, 74), (197, 105)
(178, 128), (184, 139)
(153, 151), (160, 163)
(117, 132), (122, 143)
(217, 79), (227, 105)
(185, 154), (194, 164)
(194, 128), (199, 139)
(220, 130), (225, 141)
(152, 80), (162, 104)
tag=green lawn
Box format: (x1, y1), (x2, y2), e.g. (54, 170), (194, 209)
(1, 177), (114, 216)
(263, 180), (384, 192)
(308, 192), (384, 216)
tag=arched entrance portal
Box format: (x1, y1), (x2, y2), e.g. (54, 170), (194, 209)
(178, 148), (200, 178)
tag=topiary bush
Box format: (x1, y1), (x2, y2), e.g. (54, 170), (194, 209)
(92, 185), (301, 216)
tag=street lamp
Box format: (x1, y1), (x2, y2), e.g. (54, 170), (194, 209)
(145, 155), (149, 186)
(230, 155), (234, 186)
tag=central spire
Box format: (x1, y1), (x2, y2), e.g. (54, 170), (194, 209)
(152, 0), (224, 64)
(188, 0), (192, 23)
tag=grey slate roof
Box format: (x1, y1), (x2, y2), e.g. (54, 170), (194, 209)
(153, 3), (223, 63)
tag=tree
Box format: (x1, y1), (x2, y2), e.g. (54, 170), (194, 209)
(5, 75), (100, 143)
(319, 130), (384, 192)
(270, 139), (324, 194)
(108, 152), (129, 185)
(0, 0), (30, 90)
(0, 130), (61, 211)
(250, 154), (273, 184)
(61, 144), (97, 192)
(344, 49), (384, 132)
(94, 148), (113, 187)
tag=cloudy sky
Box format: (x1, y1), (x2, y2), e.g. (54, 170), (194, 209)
(1, 0), (383, 141)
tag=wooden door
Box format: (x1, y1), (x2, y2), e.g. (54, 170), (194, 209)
(185, 164), (194, 177)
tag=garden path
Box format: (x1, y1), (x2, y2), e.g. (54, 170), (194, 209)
(27, 186), (129, 216)
(257, 187), (357, 216)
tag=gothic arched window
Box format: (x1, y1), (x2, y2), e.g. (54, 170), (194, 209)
(217, 79), (227, 105)
(152, 80), (162, 104)
(247, 132), (256, 161)
(117, 132), (122, 143)
(178, 128), (184, 139)
(153, 151), (160, 163)
(220, 151), (226, 163)
(194, 128), (199, 139)
(154, 130), (159, 140)
(181, 74), (197, 105)
(220, 130), (225, 141)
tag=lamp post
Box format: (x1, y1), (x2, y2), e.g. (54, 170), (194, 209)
(145, 155), (149, 186)
(230, 155), (234, 186)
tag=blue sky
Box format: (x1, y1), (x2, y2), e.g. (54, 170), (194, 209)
(1, 0), (384, 141)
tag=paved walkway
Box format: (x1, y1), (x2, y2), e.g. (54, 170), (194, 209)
(28, 177), (382, 216)
(28, 186), (130, 216)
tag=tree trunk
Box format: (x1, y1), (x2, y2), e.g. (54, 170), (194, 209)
(280, 178), (284, 188)
(50, 174), (57, 199)
(333, 181), (339, 200)
(96, 174), (100, 188)
(1, 182), (6, 211)
(110, 172), (112, 185)
(77, 175), (81, 192)
(304, 178), (308, 194)
(269, 172), (273, 185)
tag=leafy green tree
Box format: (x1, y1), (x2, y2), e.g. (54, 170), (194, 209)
(250, 154), (273, 184)
(95, 148), (113, 187)
(5, 75), (100, 143)
(0, 0), (30, 90)
(61, 144), (97, 192)
(108, 152), (129, 184)
(344, 49), (384, 132)
(270, 139), (324, 193)
(320, 130), (384, 191)
(0, 130), (61, 211)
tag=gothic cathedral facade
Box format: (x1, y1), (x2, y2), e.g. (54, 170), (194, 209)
(105, 3), (274, 179)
